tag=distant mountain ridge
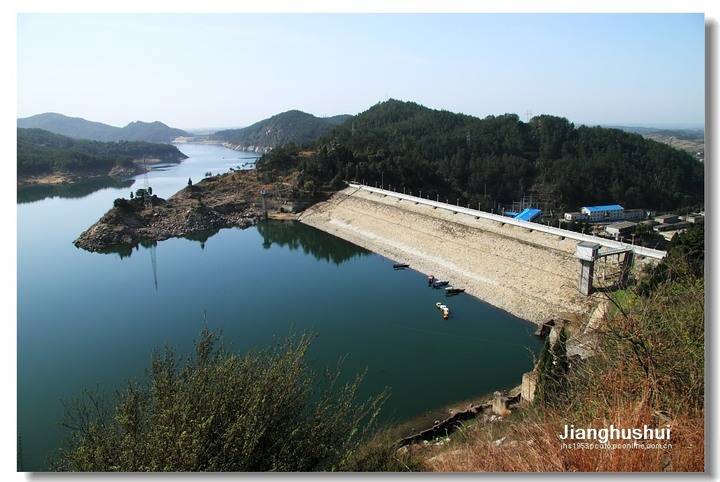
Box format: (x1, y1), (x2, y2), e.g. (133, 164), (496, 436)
(210, 110), (351, 151)
(17, 113), (189, 143)
(609, 125), (704, 141)
(608, 125), (704, 159)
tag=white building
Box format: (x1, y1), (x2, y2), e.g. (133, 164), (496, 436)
(564, 211), (587, 222)
(580, 204), (625, 222)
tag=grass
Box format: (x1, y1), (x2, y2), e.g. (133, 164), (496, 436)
(418, 257), (704, 472)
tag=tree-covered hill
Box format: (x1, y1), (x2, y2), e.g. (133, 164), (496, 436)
(211, 110), (351, 150)
(258, 100), (703, 212)
(17, 128), (188, 177)
(17, 113), (189, 143)
(116, 120), (189, 143)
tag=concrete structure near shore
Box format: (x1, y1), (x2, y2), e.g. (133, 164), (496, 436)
(299, 184), (665, 324)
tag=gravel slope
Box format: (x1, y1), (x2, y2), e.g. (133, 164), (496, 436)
(300, 187), (599, 324)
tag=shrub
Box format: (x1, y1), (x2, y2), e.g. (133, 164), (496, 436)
(112, 198), (130, 210)
(54, 330), (387, 472)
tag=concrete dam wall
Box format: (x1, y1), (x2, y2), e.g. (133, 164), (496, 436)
(299, 186), (601, 324)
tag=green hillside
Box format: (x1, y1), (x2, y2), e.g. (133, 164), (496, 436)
(17, 128), (187, 177)
(211, 110), (351, 150)
(258, 100), (703, 212)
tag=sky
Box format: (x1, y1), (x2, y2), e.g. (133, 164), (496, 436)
(17, 13), (705, 129)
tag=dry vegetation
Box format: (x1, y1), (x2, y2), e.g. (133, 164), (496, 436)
(416, 237), (704, 472)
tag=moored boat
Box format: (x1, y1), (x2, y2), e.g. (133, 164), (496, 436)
(432, 280), (450, 288)
(445, 287), (465, 295)
(435, 302), (450, 319)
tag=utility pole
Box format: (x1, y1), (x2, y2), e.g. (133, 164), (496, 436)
(261, 190), (268, 220)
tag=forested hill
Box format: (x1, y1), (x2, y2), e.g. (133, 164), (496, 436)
(17, 113), (189, 143)
(17, 128), (187, 177)
(211, 110), (351, 150)
(258, 100), (704, 212)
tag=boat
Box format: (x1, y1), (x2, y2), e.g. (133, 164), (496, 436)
(445, 287), (465, 296)
(427, 275), (436, 286)
(435, 302), (450, 319)
(432, 280), (450, 288)
(393, 263), (410, 270)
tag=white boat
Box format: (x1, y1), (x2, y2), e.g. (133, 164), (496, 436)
(435, 302), (450, 319)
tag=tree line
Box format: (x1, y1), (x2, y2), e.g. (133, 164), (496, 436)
(257, 100), (703, 212)
(17, 128), (186, 176)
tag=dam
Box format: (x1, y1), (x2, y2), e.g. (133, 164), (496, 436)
(299, 184), (665, 324)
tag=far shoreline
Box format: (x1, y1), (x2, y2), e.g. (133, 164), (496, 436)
(17, 157), (183, 188)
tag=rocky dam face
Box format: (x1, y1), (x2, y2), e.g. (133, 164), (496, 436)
(299, 186), (599, 324)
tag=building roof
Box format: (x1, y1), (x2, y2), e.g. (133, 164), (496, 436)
(606, 221), (637, 230)
(514, 208), (542, 222)
(577, 241), (601, 249)
(582, 204), (624, 213)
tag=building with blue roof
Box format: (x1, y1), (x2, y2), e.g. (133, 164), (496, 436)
(514, 208), (543, 222)
(564, 204), (648, 224)
(582, 204), (624, 213)
(580, 204), (625, 222)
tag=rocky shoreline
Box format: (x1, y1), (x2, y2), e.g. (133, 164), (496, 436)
(18, 154), (187, 187)
(18, 164), (145, 187)
(74, 170), (309, 253)
(173, 137), (272, 154)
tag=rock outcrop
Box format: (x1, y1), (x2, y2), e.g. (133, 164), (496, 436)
(74, 170), (272, 252)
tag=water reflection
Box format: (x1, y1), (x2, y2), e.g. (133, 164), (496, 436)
(97, 222), (369, 268)
(96, 230), (221, 260)
(17, 177), (136, 204)
(183, 229), (221, 249)
(257, 220), (369, 265)
(94, 239), (159, 259)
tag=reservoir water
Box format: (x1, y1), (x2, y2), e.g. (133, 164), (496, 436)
(17, 143), (543, 470)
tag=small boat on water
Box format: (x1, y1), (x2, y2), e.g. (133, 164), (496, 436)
(435, 302), (450, 319)
(445, 287), (465, 296)
(393, 263), (410, 270)
(432, 280), (450, 288)
(427, 275), (436, 286)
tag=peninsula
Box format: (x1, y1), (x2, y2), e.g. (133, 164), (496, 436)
(73, 170), (320, 252)
(17, 128), (188, 186)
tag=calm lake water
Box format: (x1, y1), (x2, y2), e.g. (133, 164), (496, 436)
(17, 143), (542, 471)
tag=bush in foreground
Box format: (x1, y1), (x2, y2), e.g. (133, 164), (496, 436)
(54, 330), (391, 472)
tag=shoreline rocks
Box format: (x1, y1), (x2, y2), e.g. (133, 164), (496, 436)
(18, 152), (187, 188)
(73, 170), (308, 253)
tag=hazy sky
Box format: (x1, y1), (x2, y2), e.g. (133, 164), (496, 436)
(17, 13), (704, 129)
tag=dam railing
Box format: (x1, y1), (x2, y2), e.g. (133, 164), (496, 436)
(347, 183), (667, 260)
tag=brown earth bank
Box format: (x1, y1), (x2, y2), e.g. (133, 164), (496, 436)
(17, 156), (186, 187)
(73, 170), (319, 252)
(18, 163), (145, 187)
